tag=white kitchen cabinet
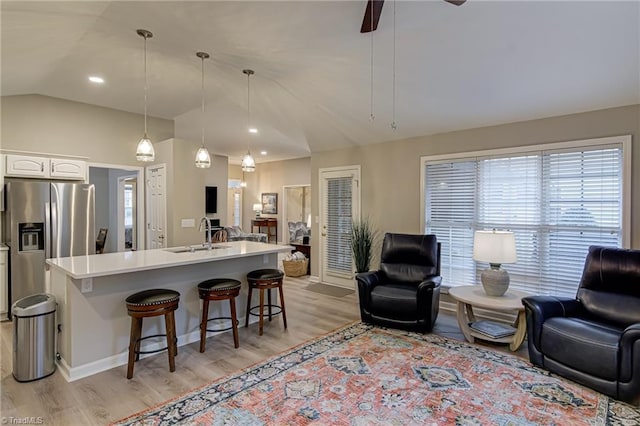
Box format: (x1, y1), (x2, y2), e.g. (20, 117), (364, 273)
(0, 249), (7, 320)
(50, 158), (86, 179)
(4, 154), (86, 180)
(5, 154), (47, 178)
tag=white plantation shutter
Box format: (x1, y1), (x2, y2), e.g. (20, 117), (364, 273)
(425, 160), (477, 286)
(425, 142), (624, 297)
(540, 147), (622, 296)
(325, 177), (353, 277)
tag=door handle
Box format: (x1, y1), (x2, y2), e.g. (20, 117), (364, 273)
(51, 162), (55, 174)
(158, 235), (165, 240)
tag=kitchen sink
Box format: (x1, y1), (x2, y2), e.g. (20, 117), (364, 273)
(164, 245), (228, 253)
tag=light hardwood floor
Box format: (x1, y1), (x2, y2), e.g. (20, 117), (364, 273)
(0, 277), (528, 425)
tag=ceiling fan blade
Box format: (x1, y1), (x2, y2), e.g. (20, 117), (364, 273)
(445, 0), (467, 6)
(360, 0), (384, 33)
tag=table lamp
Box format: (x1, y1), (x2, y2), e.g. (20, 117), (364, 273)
(253, 203), (262, 217)
(472, 230), (517, 297)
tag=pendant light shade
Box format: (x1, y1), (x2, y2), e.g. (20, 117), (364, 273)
(135, 29), (155, 162)
(195, 146), (211, 168)
(136, 135), (154, 161)
(195, 51), (211, 168)
(241, 69), (256, 172)
(241, 150), (256, 172)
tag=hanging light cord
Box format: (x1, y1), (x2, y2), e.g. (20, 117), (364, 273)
(391, 0), (397, 130)
(143, 33), (148, 136)
(201, 55), (205, 145)
(369, 2), (375, 122)
(247, 71), (251, 151)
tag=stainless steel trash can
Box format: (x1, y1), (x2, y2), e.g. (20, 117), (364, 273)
(12, 293), (57, 382)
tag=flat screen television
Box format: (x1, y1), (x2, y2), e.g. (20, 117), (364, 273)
(205, 186), (217, 214)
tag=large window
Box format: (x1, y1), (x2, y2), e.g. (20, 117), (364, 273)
(422, 136), (630, 297)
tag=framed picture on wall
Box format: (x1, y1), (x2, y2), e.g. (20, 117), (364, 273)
(261, 193), (278, 214)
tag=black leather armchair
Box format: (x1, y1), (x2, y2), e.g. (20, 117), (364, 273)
(356, 233), (441, 333)
(522, 246), (640, 404)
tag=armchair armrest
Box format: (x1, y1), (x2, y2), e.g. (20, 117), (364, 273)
(522, 296), (582, 320)
(418, 276), (441, 291)
(356, 271), (381, 291)
(620, 323), (640, 383)
(356, 271), (382, 310)
(522, 296), (583, 353)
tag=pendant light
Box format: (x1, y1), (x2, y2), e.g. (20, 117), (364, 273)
(390, 0), (397, 131)
(135, 29), (155, 162)
(241, 69), (256, 172)
(369, 5), (375, 123)
(195, 51), (212, 168)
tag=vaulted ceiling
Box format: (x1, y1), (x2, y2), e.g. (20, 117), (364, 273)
(2, 1), (639, 164)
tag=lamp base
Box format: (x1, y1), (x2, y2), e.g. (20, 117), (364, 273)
(481, 265), (510, 297)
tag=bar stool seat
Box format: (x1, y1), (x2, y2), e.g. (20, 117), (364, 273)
(125, 289), (180, 379)
(198, 278), (242, 352)
(245, 269), (287, 336)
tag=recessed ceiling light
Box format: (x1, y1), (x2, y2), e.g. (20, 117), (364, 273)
(88, 76), (104, 84)
(248, 128), (258, 134)
(260, 151), (267, 155)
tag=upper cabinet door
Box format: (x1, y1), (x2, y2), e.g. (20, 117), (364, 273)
(4, 154), (86, 180)
(5, 154), (48, 178)
(50, 158), (86, 180)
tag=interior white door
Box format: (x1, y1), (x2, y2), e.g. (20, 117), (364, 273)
(319, 166), (360, 288)
(227, 180), (243, 227)
(146, 164), (167, 249)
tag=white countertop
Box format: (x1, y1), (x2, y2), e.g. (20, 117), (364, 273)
(46, 241), (293, 279)
(0, 244), (8, 252)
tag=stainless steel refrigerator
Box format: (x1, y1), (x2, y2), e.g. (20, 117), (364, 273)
(4, 179), (95, 309)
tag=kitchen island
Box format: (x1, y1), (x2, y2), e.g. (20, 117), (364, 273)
(46, 241), (293, 381)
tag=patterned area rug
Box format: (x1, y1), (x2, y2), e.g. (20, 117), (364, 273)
(115, 323), (639, 425)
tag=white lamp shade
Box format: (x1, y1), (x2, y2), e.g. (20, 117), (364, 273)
(195, 146), (211, 168)
(473, 230), (517, 264)
(241, 151), (256, 172)
(136, 136), (155, 162)
(253, 203), (262, 212)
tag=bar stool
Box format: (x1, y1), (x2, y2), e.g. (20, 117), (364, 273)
(198, 278), (241, 352)
(125, 289), (180, 379)
(245, 269), (287, 336)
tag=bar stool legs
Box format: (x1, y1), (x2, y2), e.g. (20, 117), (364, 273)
(245, 269), (287, 336)
(125, 289), (180, 380)
(198, 278), (242, 352)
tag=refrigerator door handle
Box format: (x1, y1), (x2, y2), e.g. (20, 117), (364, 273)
(50, 202), (58, 258)
(45, 202), (51, 259)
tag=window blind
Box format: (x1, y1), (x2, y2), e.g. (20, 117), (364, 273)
(425, 144), (623, 297)
(325, 177), (353, 277)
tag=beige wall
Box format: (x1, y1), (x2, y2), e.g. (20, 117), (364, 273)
(1, 95), (174, 165)
(154, 138), (228, 247)
(237, 157), (311, 242)
(0, 95), (233, 249)
(311, 104), (640, 275)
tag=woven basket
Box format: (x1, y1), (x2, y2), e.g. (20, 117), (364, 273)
(282, 258), (309, 277)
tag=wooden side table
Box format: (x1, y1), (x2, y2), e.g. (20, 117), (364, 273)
(291, 243), (311, 275)
(251, 218), (277, 243)
(448, 285), (530, 351)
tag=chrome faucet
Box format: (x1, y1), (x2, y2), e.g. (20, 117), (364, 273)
(199, 217), (212, 250)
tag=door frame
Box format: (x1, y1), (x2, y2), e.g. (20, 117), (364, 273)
(318, 165), (361, 288)
(145, 163), (167, 249)
(88, 162), (145, 251)
(282, 184), (311, 244)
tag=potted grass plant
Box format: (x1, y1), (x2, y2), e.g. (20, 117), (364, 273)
(351, 217), (378, 274)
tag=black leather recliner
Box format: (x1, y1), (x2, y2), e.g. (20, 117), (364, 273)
(522, 246), (640, 404)
(356, 233), (441, 333)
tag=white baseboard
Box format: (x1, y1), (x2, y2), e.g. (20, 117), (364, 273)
(57, 326), (248, 381)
